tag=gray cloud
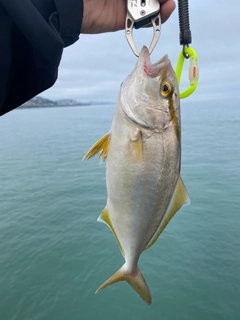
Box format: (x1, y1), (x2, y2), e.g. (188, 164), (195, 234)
(42, 0), (240, 105)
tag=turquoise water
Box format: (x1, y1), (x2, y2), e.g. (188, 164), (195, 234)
(0, 102), (239, 320)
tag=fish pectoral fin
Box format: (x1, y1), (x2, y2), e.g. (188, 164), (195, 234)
(145, 177), (190, 250)
(98, 206), (124, 257)
(82, 132), (110, 161)
(96, 264), (152, 306)
(131, 129), (143, 165)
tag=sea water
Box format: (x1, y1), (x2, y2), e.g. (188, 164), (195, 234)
(0, 102), (239, 320)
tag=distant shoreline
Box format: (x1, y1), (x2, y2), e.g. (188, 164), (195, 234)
(18, 96), (113, 110)
(18, 103), (114, 110)
(18, 103), (92, 109)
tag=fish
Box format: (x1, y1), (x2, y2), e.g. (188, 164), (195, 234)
(83, 46), (190, 305)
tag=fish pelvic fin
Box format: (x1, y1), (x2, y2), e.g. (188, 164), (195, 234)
(82, 132), (110, 161)
(146, 176), (190, 250)
(96, 264), (152, 306)
(98, 206), (124, 257)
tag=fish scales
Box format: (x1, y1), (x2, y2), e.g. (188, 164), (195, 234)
(107, 103), (178, 259)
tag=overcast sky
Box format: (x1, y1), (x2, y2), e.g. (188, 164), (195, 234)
(42, 0), (240, 105)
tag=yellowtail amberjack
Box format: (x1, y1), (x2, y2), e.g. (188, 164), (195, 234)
(83, 46), (189, 305)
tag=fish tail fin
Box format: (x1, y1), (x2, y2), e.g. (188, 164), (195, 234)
(96, 264), (152, 305)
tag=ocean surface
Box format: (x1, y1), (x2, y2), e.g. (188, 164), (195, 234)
(0, 102), (239, 320)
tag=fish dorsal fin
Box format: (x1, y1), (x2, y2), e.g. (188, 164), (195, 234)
(82, 132), (110, 161)
(98, 206), (124, 257)
(131, 129), (143, 165)
(145, 177), (190, 250)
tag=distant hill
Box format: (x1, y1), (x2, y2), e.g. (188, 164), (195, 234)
(19, 96), (92, 109)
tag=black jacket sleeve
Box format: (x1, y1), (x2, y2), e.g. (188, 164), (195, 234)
(0, 0), (83, 116)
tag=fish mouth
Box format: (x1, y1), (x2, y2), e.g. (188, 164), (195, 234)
(138, 46), (170, 78)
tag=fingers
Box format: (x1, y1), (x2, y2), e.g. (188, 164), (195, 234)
(160, 0), (176, 24)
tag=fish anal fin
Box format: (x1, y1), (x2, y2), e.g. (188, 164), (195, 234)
(98, 206), (124, 257)
(131, 129), (143, 165)
(82, 132), (110, 161)
(96, 264), (152, 305)
(145, 177), (190, 250)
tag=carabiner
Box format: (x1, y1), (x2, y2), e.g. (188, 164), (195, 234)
(175, 47), (199, 99)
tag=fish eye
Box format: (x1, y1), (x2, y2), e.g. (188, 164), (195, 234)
(160, 81), (172, 97)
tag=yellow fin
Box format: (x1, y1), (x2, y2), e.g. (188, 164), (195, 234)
(82, 132), (110, 161)
(98, 206), (124, 257)
(96, 265), (152, 305)
(131, 130), (143, 165)
(145, 177), (190, 250)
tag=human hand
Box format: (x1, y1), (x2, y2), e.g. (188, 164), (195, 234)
(81, 0), (176, 34)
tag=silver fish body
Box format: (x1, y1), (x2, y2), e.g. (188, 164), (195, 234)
(84, 46), (189, 305)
